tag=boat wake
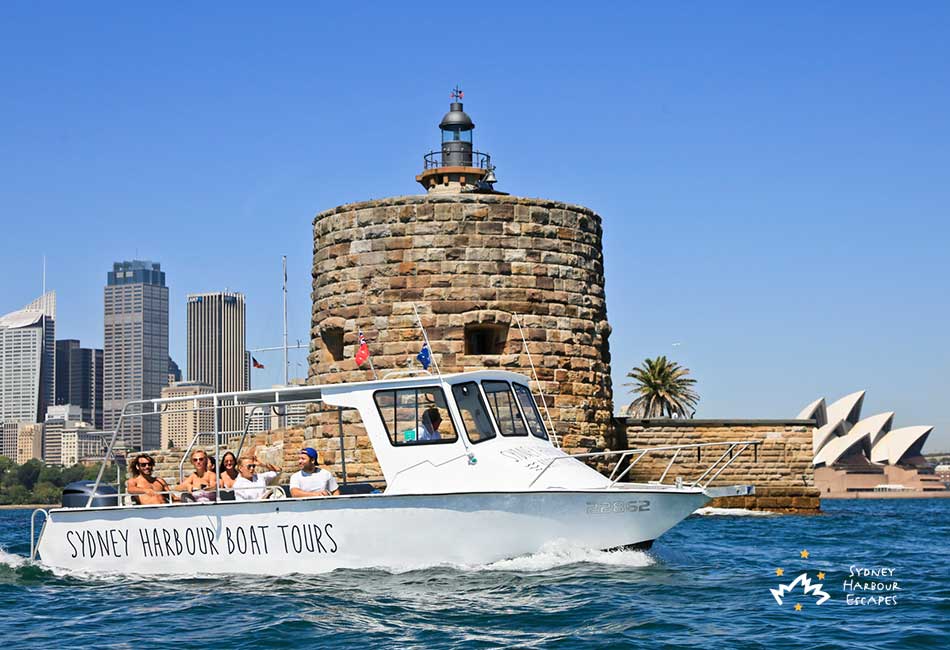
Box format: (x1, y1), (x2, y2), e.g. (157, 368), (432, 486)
(0, 547), (28, 569)
(480, 543), (655, 572)
(693, 506), (775, 517)
(374, 540), (656, 575)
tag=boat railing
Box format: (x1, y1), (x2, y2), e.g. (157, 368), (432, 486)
(101, 478), (382, 505)
(527, 440), (762, 489)
(176, 404), (279, 483)
(30, 508), (50, 561)
(86, 385), (329, 508)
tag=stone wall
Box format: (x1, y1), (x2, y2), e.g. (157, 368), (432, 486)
(619, 419), (820, 513)
(309, 193), (614, 472)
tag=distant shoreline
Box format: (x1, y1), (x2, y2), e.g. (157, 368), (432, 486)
(823, 491), (950, 500)
(0, 504), (50, 510)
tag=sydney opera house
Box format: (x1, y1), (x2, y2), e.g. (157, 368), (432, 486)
(799, 392), (948, 495)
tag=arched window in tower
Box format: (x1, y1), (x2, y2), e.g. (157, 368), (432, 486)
(321, 327), (344, 362)
(464, 323), (509, 355)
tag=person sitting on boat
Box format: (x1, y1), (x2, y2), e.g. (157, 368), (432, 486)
(174, 449), (218, 502)
(218, 451), (239, 500)
(289, 447), (340, 498)
(126, 454), (170, 505)
(233, 456), (281, 501)
(418, 408), (443, 441)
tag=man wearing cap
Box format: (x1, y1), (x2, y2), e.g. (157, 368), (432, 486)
(290, 448), (340, 498)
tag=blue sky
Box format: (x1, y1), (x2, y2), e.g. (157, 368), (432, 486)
(1, 2), (947, 450)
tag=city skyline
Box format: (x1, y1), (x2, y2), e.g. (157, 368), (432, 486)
(0, 4), (946, 449)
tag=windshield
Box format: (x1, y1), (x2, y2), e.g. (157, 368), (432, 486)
(482, 381), (529, 437)
(512, 383), (548, 440)
(373, 386), (458, 445)
(451, 382), (496, 444)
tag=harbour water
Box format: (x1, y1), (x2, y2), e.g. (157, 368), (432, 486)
(1, 499), (947, 649)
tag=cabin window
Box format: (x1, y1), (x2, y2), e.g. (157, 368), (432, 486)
(321, 327), (344, 362)
(373, 386), (458, 446)
(481, 381), (528, 437)
(464, 323), (508, 355)
(451, 381), (496, 444)
(512, 383), (548, 440)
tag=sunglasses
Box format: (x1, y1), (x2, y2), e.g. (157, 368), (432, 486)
(192, 457), (207, 463)
(137, 462), (153, 468)
(245, 464), (257, 470)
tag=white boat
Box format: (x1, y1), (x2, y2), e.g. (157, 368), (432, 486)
(30, 370), (757, 575)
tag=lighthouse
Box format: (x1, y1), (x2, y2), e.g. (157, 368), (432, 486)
(416, 86), (498, 193)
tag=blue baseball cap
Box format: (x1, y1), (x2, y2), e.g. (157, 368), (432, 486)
(300, 447), (318, 461)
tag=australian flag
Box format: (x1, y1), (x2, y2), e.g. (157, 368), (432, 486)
(416, 343), (431, 370)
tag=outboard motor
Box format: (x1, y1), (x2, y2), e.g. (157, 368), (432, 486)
(62, 481), (119, 508)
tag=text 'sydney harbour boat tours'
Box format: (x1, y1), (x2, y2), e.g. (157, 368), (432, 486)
(30, 369), (758, 575)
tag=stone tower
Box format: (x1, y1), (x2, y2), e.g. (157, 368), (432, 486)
(309, 92), (614, 478)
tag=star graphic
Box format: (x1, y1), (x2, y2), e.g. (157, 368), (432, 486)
(776, 568), (784, 576)
(794, 603), (802, 612)
(817, 571), (826, 581)
(800, 549), (809, 559)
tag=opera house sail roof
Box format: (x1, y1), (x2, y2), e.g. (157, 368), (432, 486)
(800, 391), (933, 469)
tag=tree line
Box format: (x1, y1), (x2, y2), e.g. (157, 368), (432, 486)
(0, 456), (120, 505)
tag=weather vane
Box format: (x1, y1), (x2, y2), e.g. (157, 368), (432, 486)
(451, 85), (464, 101)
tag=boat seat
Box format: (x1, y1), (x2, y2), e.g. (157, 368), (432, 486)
(338, 483), (377, 496)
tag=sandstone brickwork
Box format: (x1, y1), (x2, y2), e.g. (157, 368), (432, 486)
(309, 194), (614, 478)
(619, 419), (820, 513)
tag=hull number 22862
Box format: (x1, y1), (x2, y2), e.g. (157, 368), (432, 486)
(586, 500), (651, 515)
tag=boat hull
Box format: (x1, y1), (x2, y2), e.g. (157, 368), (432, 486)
(36, 488), (709, 575)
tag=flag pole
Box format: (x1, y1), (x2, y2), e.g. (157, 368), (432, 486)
(411, 303), (442, 378)
(365, 330), (378, 380)
(367, 355), (378, 380)
(282, 255), (289, 386)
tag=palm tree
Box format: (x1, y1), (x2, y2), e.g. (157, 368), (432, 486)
(624, 356), (699, 418)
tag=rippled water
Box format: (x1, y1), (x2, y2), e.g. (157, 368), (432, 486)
(2, 499), (947, 649)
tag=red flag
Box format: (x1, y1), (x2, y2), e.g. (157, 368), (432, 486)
(252, 357), (265, 369)
(355, 331), (370, 366)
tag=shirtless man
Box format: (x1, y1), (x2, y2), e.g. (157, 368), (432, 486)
(174, 449), (218, 501)
(126, 454), (170, 505)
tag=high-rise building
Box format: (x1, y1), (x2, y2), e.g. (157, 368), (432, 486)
(55, 339), (79, 405)
(44, 404), (82, 466)
(2, 422), (20, 459)
(60, 424), (103, 466)
(16, 423), (43, 464)
(160, 381), (214, 450)
(55, 340), (104, 429)
(103, 260), (169, 451)
(0, 291), (56, 425)
(187, 292), (247, 432)
(168, 356), (182, 385)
